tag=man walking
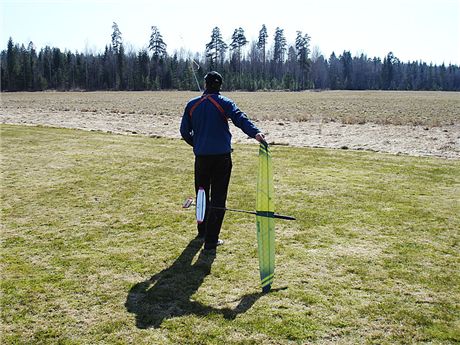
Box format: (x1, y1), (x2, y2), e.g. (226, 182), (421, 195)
(180, 71), (266, 251)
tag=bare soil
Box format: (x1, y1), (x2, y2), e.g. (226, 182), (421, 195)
(1, 91), (459, 158)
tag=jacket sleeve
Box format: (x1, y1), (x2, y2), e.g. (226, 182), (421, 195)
(224, 100), (260, 138)
(180, 106), (194, 147)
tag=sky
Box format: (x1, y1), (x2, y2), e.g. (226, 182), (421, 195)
(1, 0), (459, 65)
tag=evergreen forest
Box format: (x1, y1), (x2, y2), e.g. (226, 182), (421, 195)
(2, 23), (459, 92)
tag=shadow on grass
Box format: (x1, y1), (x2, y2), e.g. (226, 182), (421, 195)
(125, 238), (279, 329)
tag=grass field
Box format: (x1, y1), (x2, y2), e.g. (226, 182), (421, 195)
(1, 124), (459, 344)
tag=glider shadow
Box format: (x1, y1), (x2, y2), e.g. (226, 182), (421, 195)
(125, 238), (281, 329)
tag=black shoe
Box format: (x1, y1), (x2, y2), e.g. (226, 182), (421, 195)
(204, 239), (224, 250)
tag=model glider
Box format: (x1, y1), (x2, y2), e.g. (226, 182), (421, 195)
(181, 143), (295, 293)
(181, 195), (295, 222)
(256, 142), (275, 292)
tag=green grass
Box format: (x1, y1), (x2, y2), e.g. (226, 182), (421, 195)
(1, 124), (459, 344)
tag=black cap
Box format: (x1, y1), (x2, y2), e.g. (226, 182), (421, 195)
(204, 71), (223, 87)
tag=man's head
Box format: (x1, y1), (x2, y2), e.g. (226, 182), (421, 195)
(204, 71), (223, 92)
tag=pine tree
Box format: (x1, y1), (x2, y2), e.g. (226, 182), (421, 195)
(118, 43), (125, 89)
(257, 24), (268, 67)
(30, 43), (41, 90)
(382, 52), (396, 90)
(273, 27), (287, 63)
(329, 52), (342, 89)
(295, 31), (311, 88)
(295, 31), (310, 63)
(230, 27), (248, 75)
(137, 49), (150, 90)
(340, 51), (353, 89)
(311, 51), (329, 89)
(111, 22), (124, 89)
(6, 37), (18, 90)
(205, 27), (227, 68)
(111, 22), (122, 53)
(149, 26), (167, 59)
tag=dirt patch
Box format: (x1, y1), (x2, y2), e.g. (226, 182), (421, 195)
(1, 91), (459, 159)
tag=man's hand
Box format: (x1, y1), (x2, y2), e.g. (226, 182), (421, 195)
(255, 132), (268, 147)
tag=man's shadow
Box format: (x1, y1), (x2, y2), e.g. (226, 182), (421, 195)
(125, 238), (280, 329)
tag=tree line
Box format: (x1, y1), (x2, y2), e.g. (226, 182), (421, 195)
(2, 23), (459, 92)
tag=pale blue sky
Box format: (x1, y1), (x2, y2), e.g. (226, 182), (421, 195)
(1, 0), (459, 64)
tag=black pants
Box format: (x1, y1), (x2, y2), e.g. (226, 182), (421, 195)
(195, 153), (232, 248)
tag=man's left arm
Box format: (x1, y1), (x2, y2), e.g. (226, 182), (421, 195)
(226, 101), (262, 140)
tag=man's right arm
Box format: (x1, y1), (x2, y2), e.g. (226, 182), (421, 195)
(180, 107), (194, 147)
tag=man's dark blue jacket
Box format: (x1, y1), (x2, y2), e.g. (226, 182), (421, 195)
(180, 91), (260, 156)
